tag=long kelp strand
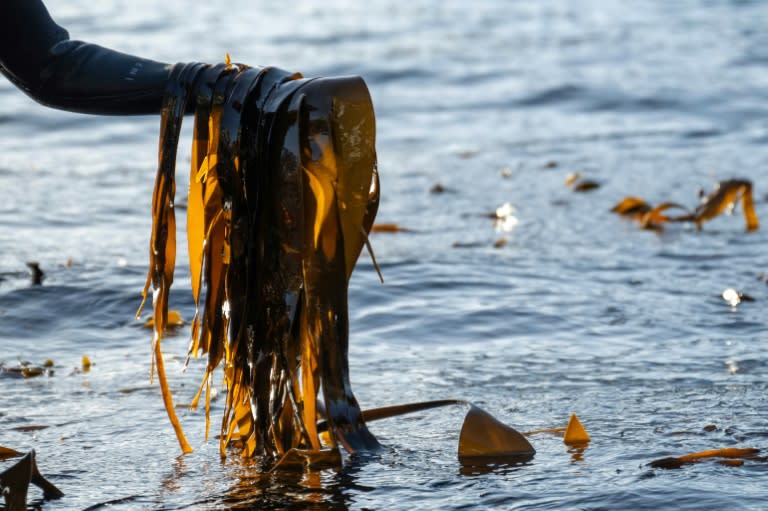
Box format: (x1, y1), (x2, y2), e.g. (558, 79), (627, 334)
(140, 62), (207, 454)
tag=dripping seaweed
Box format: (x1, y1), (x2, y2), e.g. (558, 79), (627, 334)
(138, 61), (382, 467)
(137, 59), (537, 472)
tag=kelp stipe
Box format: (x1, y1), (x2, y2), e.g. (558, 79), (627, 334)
(142, 60), (381, 467)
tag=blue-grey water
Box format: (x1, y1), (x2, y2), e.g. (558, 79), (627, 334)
(2, 0), (768, 509)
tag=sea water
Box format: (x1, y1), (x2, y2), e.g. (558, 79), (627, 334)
(1, 0), (767, 509)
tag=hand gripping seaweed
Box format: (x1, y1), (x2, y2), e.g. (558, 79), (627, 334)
(137, 59), (382, 466)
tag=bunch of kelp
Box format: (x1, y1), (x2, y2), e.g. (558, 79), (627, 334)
(611, 179), (759, 232)
(136, 59), (381, 467)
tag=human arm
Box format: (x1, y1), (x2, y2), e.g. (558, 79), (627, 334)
(0, 0), (174, 115)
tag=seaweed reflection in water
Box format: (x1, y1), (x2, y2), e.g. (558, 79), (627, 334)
(221, 460), (361, 510)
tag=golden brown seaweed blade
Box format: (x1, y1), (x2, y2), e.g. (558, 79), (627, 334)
(640, 202), (689, 230)
(0, 446), (22, 460)
(300, 77), (380, 453)
(690, 179), (759, 231)
(678, 447), (760, 462)
(563, 413), (590, 446)
(371, 223), (409, 233)
(187, 65), (229, 342)
(611, 196), (651, 217)
(741, 182), (759, 231)
(649, 447), (761, 469)
(692, 180), (743, 224)
(142, 62), (207, 455)
(458, 405), (535, 463)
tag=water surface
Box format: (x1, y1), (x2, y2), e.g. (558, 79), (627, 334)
(1, 0), (767, 509)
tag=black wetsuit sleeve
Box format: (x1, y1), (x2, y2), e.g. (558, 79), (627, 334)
(0, 0), (174, 115)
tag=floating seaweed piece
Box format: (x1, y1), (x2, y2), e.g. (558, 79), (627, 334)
(683, 179), (759, 231)
(10, 425), (49, 433)
(430, 182), (450, 193)
(648, 447), (761, 469)
(565, 172), (601, 192)
(612, 179), (759, 232)
(452, 241), (485, 249)
(0, 361), (52, 379)
(611, 196), (652, 217)
(563, 414), (590, 447)
(25, 262), (44, 285)
(611, 198), (689, 231)
(0, 447), (22, 461)
(0, 450), (63, 511)
(142, 310), (185, 329)
(371, 223), (410, 233)
(522, 413), (590, 448)
(458, 405), (535, 464)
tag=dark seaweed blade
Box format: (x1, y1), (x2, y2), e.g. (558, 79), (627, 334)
(740, 182), (759, 232)
(246, 77), (315, 455)
(262, 81), (320, 452)
(648, 448), (761, 469)
(216, 66), (267, 457)
(300, 78), (380, 453)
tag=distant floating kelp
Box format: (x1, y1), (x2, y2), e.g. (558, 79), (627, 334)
(0, 360), (54, 378)
(612, 179), (759, 232)
(565, 172), (601, 192)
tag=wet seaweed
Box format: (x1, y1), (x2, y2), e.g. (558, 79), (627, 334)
(612, 179), (759, 232)
(137, 60), (381, 467)
(648, 447), (762, 469)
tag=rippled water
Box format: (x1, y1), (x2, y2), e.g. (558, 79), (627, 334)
(2, 0), (768, 509)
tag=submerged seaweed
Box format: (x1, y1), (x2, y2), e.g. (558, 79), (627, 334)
(136, 60), (381, 467)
